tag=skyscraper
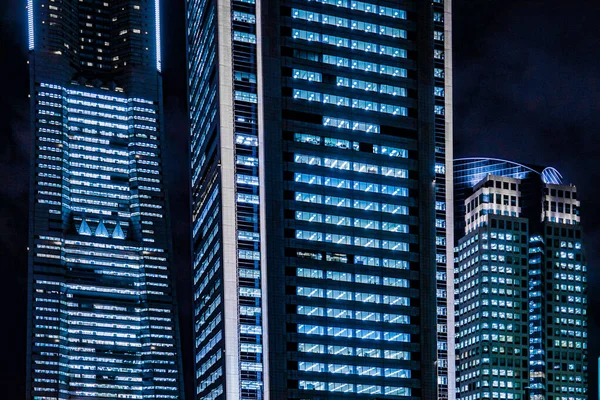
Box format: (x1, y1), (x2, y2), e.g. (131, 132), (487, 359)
(454, 158), (588, 400)
(528, 182), (587, 400)
(187, 0), (454, 398)
(26, 0), (184, 398)
(455, 175), (530, 400)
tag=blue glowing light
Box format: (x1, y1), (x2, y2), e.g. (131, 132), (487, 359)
(155, 0), (161, 71)
(27, 0), (34, 50)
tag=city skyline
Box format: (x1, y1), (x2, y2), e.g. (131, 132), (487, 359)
(1, 0), (594, 395)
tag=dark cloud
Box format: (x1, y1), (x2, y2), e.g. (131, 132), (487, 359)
(454, 1), (600, 396)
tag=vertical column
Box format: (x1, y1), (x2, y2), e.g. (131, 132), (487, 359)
(216, 0), (241, 395)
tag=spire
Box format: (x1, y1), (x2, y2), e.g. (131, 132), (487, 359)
(95, 221), (109, 238)
(78, 219), (92, 236)
(112, 222), (125, 239)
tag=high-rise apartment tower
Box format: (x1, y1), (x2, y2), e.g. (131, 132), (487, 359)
(26, 0), (184, 398)
(187, 0), (454, 398)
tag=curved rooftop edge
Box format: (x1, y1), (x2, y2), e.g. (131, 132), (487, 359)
(454, 157), (563, 187)
(541, 167), (563, 185)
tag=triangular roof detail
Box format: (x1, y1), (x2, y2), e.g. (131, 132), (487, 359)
(95, 221), (109, 238)
(112, 222), (126, 239)
(78, 219), (92, 236)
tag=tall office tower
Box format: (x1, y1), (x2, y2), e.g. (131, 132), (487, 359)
(455, 175), (530, 400)
(26, 0), (184, 398)
(187, 0), (454, 397)
(528, 183), (587, 400)
(454, 158), (588, 400)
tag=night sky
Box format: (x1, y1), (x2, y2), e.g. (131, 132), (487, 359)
(1, 0), (598, 398)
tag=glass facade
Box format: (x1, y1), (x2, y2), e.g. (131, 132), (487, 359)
(281, 0), (434, 389)
(187, 0), (452, 398)
(26, 1), (183, 398)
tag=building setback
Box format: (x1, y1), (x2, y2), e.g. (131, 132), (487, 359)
(186, 0), (454, 398)
(455, 175), (530, 399)
(26, 0), (184, 398)
(454, 159), (587, 400)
